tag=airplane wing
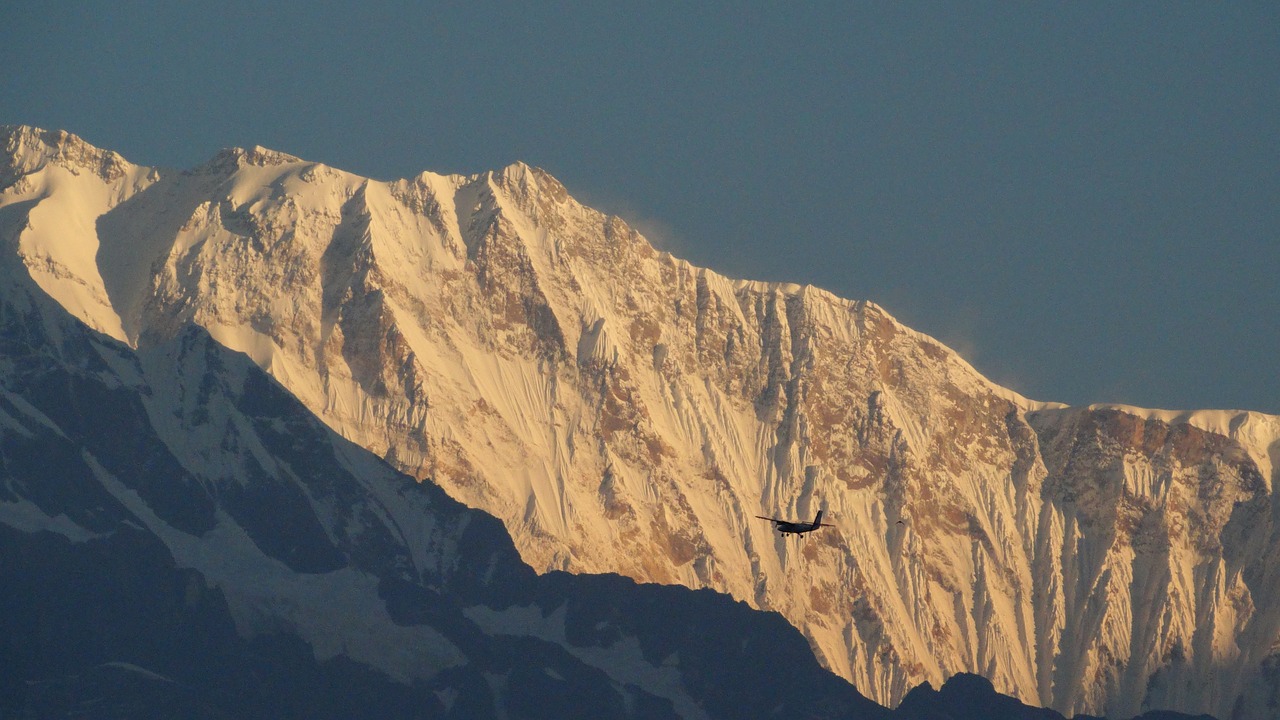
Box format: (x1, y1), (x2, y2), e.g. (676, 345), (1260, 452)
(755, 515), (784, 522)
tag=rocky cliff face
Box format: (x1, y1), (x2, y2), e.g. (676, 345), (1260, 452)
(0, 223), (877, 719)
(5, 125), (1279, 718)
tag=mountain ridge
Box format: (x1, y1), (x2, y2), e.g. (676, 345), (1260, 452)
(4, 124), (1280, 718)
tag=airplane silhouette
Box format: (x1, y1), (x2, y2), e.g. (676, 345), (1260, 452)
(756, 510), (835, 537)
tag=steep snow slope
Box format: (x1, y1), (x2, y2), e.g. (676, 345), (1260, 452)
(5, 125), (1280, 717)
(0, 126), (155, 339)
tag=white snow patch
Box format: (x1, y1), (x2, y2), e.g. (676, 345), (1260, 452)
(90, 460), (465, 684)
(0, 500), (102, 543)
(464, 603), (712, 720)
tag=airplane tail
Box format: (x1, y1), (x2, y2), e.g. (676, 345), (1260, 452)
(813, 510), (824, 527)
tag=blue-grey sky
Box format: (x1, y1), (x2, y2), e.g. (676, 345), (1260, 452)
(5, 2), (1278, 413)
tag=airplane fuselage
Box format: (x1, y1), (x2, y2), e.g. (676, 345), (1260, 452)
(776, 521), (815, 534)
(757, 510), (833, 536)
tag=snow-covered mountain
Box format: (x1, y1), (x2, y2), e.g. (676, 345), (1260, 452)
(0, 207), (879, 719)
(4, 125), (1278, 718)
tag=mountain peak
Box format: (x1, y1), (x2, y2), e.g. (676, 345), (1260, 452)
(194, 145), (304, 176)
(491, 160), (571, 207)
(1, 124), (133, 187)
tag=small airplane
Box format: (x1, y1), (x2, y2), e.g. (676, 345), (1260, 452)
(756, 510), (835, 537)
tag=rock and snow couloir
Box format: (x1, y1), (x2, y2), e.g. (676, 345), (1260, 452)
(4, 125), (1280, 718)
